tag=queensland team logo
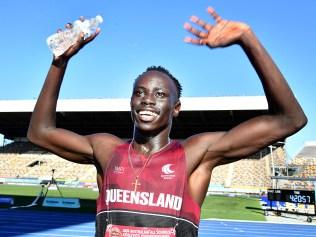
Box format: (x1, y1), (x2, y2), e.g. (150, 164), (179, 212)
(162, 164), (175, 174)
(161, 164), (176, 180)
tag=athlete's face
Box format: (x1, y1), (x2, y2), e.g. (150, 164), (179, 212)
(130, 71), (181, 133)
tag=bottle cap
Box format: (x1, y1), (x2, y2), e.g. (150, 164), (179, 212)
(96, 15), (103, 23)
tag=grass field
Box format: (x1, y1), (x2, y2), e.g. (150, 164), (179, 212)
(0, 184), (97, 213)
(0, 184), (98, 199)
(201, 195), (265, 221)
(0, 184), (265, 221)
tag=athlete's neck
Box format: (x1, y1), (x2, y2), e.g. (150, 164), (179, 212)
(131, 135), (171, 157)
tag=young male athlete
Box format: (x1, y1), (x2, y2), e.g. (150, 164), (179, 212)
(28, 7), (307, 237)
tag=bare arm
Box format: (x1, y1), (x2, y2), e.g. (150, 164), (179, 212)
(27, 29), (104, 164)
(184, 7), (307, 167)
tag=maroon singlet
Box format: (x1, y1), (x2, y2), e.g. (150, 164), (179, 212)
(95, 140), (200, 237)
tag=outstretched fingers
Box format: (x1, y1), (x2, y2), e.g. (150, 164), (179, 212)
(184, 6), (226, 46)
(207, 7), (222, 23)
(183, 22), (207, 45)
(184, 22), (208, 38)
(190, 15), (213, 31)
(183, 7), (220, 46)
(184, 36), (205, 45)
(183, 15), (212, 45)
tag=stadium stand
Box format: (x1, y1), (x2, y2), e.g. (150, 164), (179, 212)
(290, 142), (316, 178)
(1, 141), (282, 194)
(0, 142), (96, 186)
(3, 140), (315, 195)
(209, 146), (287, 194)
(273, 142), (316, 190)
(0, 139), (310, 194)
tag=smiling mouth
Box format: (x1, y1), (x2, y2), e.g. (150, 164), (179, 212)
(138, 110), (159, 122)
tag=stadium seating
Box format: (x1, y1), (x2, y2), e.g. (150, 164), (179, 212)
(0, 143), (96, 184)
(2, 141), (315, 193)
(207, 147), (287, 194)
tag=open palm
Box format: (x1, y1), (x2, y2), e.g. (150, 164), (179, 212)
(184, 7), (250, 48)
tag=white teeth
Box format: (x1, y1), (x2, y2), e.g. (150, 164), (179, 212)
(139, 110), (158, 117)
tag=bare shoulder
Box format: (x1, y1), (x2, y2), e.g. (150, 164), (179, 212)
(88, 133), (124, 146)
(87, 133), (125, 167)
(181, 132), (226, 174)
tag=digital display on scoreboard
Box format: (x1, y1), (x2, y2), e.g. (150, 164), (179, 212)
(267, 189), (315, 204)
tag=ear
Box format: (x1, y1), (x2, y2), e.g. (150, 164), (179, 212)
(173, 100), (181, 117)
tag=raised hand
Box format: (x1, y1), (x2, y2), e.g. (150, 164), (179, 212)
(184, 7), (250, 48)
(63, 29), (100, 57)
(53, 23), (100, 66)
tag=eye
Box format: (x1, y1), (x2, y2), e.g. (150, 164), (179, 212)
(134, 89), (144, 96)
(155, 91), (166, 98)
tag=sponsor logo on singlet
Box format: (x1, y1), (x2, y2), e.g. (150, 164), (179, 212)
(161, 164), (176, 180)
(113, 166), (125, 174)
(105, 189), (182, 211)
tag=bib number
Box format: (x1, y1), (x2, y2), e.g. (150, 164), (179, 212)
(105, 224), (176, 237)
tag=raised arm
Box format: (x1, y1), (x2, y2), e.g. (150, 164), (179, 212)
(27, 29), (101, 164)
(184, 7), (307, 164)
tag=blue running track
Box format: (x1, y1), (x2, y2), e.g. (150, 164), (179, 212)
(1, 209), (316, 237)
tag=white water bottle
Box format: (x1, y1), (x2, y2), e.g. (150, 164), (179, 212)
(46, 15), (103, 57)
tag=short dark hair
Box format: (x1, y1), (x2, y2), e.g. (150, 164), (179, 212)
(134, 66), (182, 99)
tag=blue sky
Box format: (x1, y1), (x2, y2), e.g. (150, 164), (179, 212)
(0, 0), (315, 159)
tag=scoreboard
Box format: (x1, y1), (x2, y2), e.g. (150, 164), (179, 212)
(267, 189), (315, 204)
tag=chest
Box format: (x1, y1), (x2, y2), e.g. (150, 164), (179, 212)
(106, 147), (185, 194)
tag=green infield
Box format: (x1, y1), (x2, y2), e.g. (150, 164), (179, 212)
(0, 184), (265, 221)
(0, 184), (98, 199)
(201, 195), (265, 221)
(0, 184), (97, 213)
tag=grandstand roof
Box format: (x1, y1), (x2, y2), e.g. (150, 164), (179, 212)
(0, 96), (268, 140)
(296, 142), (316, 158)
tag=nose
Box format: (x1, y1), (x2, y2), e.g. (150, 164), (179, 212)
(141, 92), (156, 105)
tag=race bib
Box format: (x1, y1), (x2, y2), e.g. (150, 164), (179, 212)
(105, 224), (176, 237)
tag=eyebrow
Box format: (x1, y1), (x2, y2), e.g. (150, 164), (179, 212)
(134, 85), (169, 91)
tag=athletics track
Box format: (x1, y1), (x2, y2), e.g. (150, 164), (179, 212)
(0, 209), (316, 237)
